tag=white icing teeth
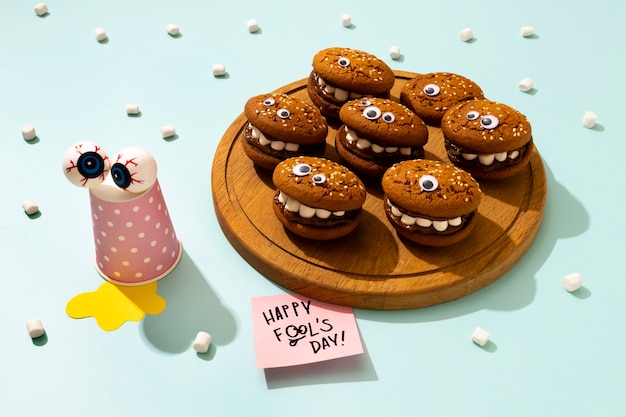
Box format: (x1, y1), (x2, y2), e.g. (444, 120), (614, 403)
(334, 88), (349, 101)
(509, 150), (519, 159)
(478, 154), (495, 165)
(462, 152), (478, 160)
(318, 77), (355, 103)
(249, 123), (299, 152)
(388, 199), (462, 231)
(279, 192), (346, 219)
(460, 149), (522, 164)
(346, 128), (412, 155)
(495, 151), (508, 162)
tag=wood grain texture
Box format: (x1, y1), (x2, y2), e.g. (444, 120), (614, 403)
(211, 71), (547, 310)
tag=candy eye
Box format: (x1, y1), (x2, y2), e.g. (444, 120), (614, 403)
(466, 110), (480, 121)
(480, 115), (499, 129)
(293, 163), (312, 176)
(360, 99), (372, 107)
(111, 147), (158, 194)
(419, 175), (438, 192)
(277, 108), (291, 119)
(312, 173), (327, 185)
(363, 105), (382, 120)
(337, 56), (350, 67)
(263, 97), (275, 106)
(63, 142), (111, 188)
(423, 84), (441, 96)
(382, 112), (395, 123)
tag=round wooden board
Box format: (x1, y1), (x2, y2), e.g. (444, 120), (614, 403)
(211, 71), (547, 310)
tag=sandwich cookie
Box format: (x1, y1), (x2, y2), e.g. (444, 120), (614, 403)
(336, 97), (429, 178)
(441, 99), (533, 180)
(382, 159), (482, 246)
(272, 156), (366, 240)
(400, 72), (485, 126)
(242, 93), (328, 170)
(307, 47), (395, 120)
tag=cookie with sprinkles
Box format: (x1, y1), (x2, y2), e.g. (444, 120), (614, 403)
(382, 159), (482, 246)
(441, 99), (533, 180)
(272, 156), (366, 240)
(400, 72), (485, 126)
(307, 47), (395, 120)
(336, 97), (429, 178)
(242, 93), (328, 170)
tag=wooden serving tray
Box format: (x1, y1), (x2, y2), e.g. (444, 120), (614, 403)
(211, 71), (547, 310)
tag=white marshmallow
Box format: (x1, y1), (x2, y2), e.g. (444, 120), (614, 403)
(21, 199), (39, 215)
(26, 319), (45, 338)
(193, 331), (212, 353)
(212, 64), (226, 76)
(389, 45), (401, 59)
(341, 14), (352, 27)
(582, 111), (597, 128)
(562, 272), (583, 292)
(471, 326), (490, 346)
(125, 104), (140, 115)
(518, 77), (534, 92)
(34, 3), (48, 16)
(247, 18), (259, 33)
(22, 124), (37, 141)
(160, 124), (176, 138)
(460, 27), (474, 42)
(165, 24), (180, 36)
(521, 26), (534, 37)
(94, 27), (107, 42)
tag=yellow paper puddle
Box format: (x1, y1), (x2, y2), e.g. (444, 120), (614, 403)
(66, 281), (166, 331)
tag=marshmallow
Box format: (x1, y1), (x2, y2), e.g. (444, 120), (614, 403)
(22, 124), (37, 141)
(562, 272), (583, 292)
(21, 199), (39, 215)
(160, 124), (176, 138)
(471, 326), (490, 346)
(165, 24), (180, 36)
(193, 331), (212, 353)
(521, 26), (534, 37)
(389, 46), (401, 59)
(247, 19), (259, 33)
(341, 14), (352, 27)
(582, 111), (597, 128)
(460, 27), (474, 42)
(518, 77), (534, 92)
(212, 64), (226, 76)
(125, 104), (140, 115)
(94, 27), (107, 42)
(26, 319), (45, 338)
(34, 3), (48, 16)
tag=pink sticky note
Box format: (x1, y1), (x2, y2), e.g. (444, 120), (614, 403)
(251, 293), (363, 368)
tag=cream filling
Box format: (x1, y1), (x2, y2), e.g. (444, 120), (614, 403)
(450, 148), (520, 166)
(344, 126), (412, 155)
(387, 199), (461, 232)
(249, 123), (300, 152)
(317, 76), (363, 102)
(278, 191), (346, 219)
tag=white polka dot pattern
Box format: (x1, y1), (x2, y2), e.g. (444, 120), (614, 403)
(89, 179), (182, 285)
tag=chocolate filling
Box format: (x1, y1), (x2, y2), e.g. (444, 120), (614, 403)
(244, 124), (326, 159)
(445, 138), (530, 172)
(310, 71), (389, 106)
(384, 198), (474, 236)
(338, 129), (425, 164)
(274, 194), (360, 228)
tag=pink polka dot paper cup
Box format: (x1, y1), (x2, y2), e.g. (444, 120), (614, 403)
(63, 144), (182, 285)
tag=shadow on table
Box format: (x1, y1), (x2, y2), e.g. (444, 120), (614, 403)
(356, 160), (590, 323)
(141, 250), (237, 354)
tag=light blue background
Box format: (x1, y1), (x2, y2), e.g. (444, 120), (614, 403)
(1, 1), (624, 416)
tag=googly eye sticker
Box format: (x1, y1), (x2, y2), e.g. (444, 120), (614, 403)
(337, 56), (350, 67)
(63, 142), (111, 188)
(419, 175), (438, 192)
(276, 108), (291, 119)
(111, 147), (158, 194)
(292, 163), (312, 176)
(382, 112), (395, 123)
(359, 99), (372, 107)
(311, 173), (326, 185)
(466, 110), (480, 121)
(480, 115), (499, 129)
(363, 105), (382, 120)
(423, 84), (441, 96)
(263, 97), (276, 106)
